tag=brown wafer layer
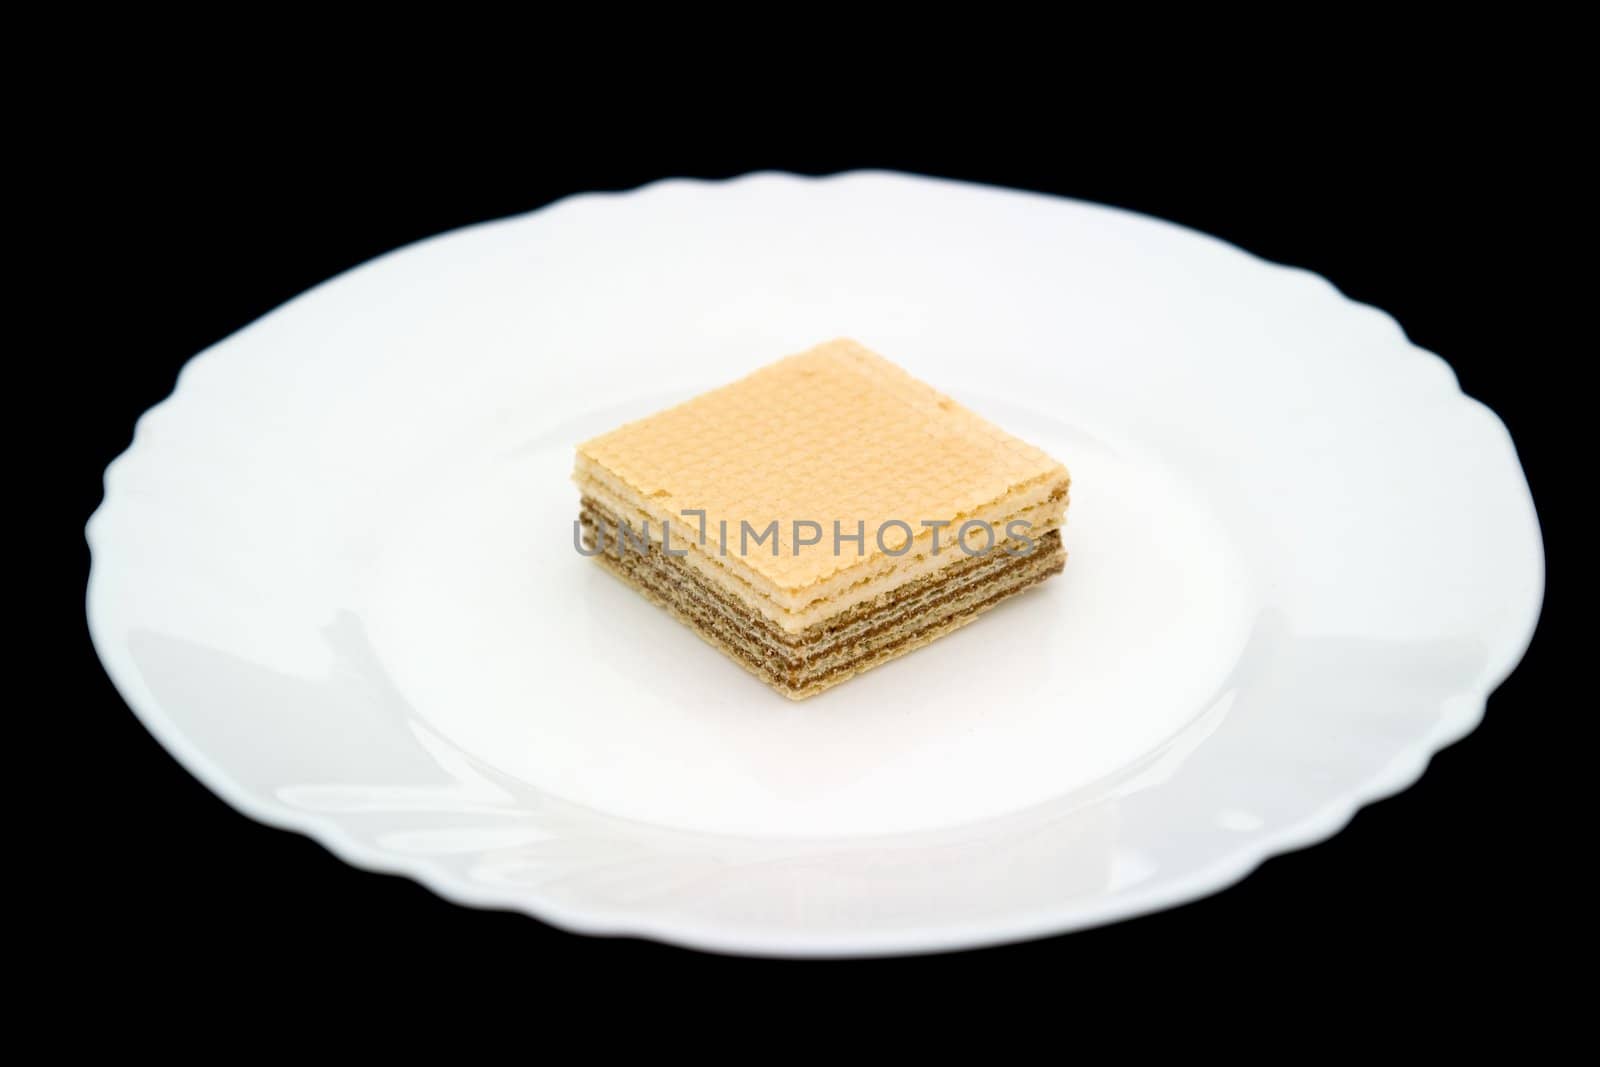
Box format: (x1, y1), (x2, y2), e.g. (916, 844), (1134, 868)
(580, 505), (1065, 698)
(580, 500), (1063, 662)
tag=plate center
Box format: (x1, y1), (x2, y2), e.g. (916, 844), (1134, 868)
(362, 404), (1258, 839)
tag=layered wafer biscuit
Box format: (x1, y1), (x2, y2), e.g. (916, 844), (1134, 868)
(574, 339), (1071, 699)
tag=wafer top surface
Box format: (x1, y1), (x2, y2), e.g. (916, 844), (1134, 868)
(576, 339), (1068, 590)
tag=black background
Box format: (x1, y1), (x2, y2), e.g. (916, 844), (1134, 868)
(57, 99), (1562, 997)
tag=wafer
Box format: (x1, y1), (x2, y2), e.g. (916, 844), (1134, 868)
(573, 339), (1070, 699)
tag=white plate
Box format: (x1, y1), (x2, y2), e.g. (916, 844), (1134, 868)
(87, 171), (1543, 956)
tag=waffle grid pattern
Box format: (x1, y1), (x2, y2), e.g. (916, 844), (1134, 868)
(576, 339), (1069, 590)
